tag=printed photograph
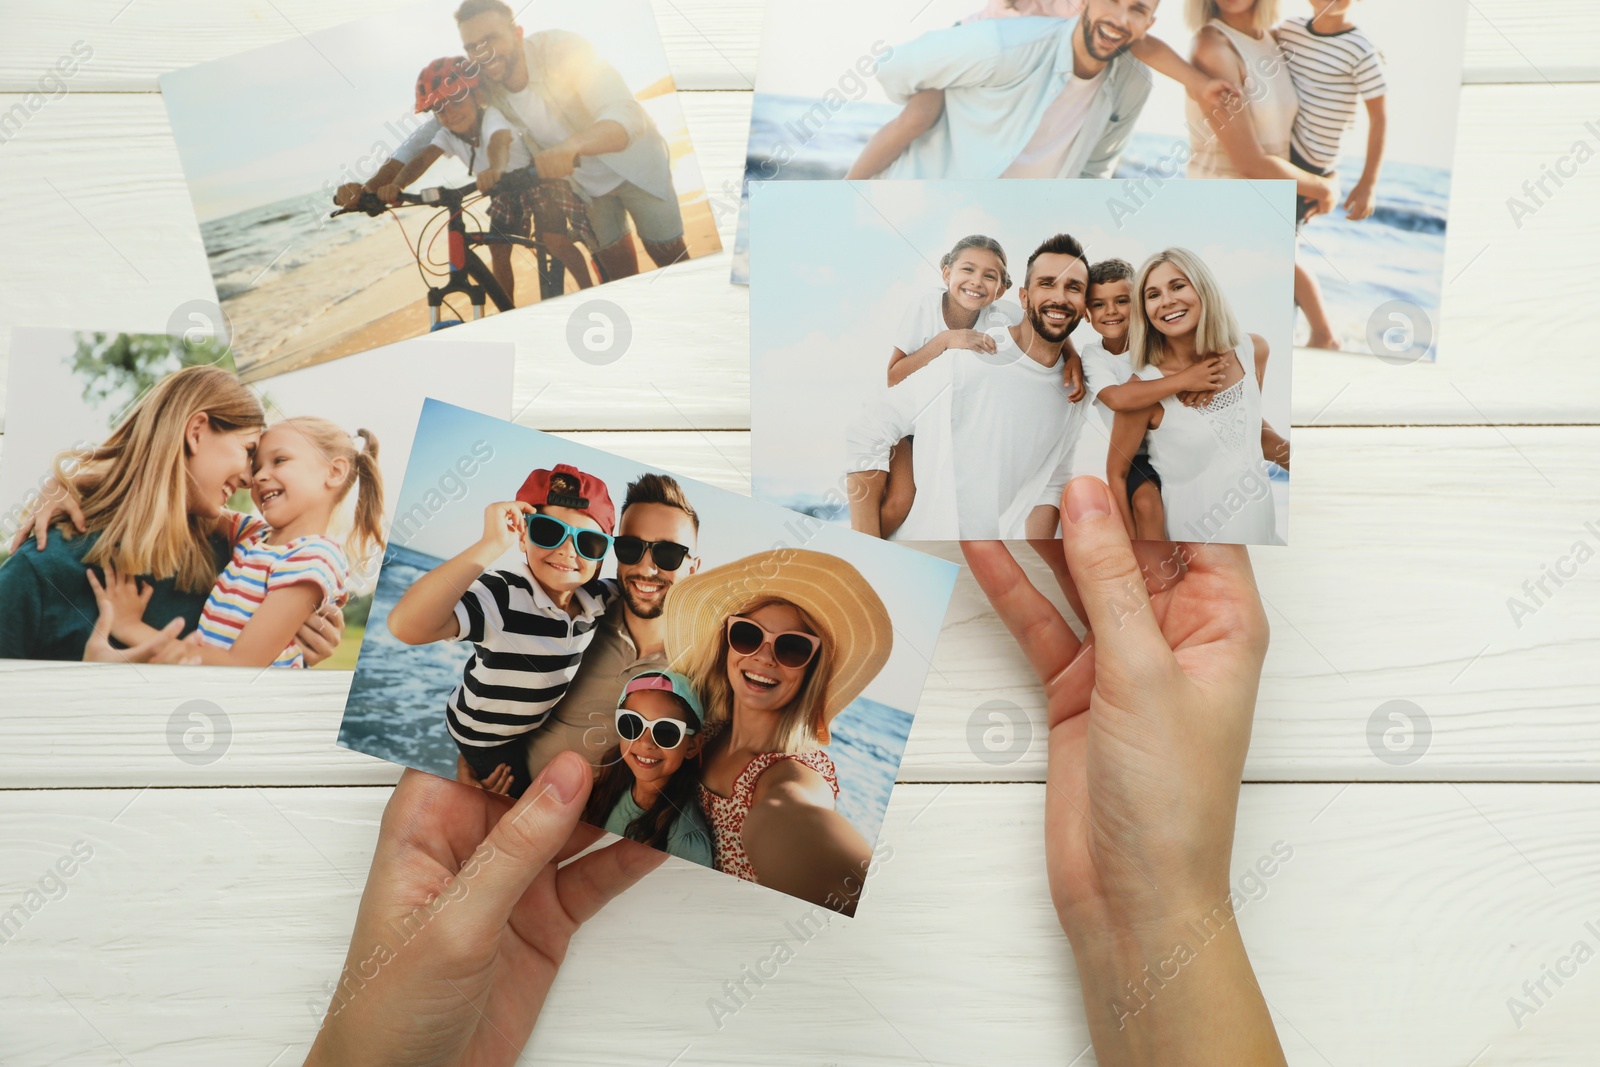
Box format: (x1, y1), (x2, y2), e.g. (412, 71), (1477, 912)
(0, 327), (513, 669)
(734, 0), (1464, 360)
(749, 179), (1293, 545)
(338, 399), (959, 915)
(161, 0), (721, 381)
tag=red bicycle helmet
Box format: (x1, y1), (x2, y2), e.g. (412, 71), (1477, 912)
(414, 56), (479, 113)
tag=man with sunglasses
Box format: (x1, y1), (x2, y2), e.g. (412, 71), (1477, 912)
(506, 472), (703, 790)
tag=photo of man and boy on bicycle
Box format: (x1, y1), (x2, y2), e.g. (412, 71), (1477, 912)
(162, 0), (720, 380)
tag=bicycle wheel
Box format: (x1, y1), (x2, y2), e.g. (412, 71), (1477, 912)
(465, 251), (514, 313)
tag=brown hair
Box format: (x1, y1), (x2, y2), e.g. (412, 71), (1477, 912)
(454, 0), (514, 23)
(620, 472), (700, 533)
(272, 417), (386, 571)
(942, 234), (1011, 289)
(582, 689), (703, 851)
(52, 365), (265, 593)
(679, 597), (832, 754)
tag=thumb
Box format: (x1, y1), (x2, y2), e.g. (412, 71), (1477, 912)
(1058, 477), (1167, 662)
(451, 751), (591, 933)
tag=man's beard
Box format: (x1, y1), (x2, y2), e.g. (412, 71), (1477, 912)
(1081, 16), (1135, 62)
(620, 580), (669, 619)
(1027, 302), (1078, 343)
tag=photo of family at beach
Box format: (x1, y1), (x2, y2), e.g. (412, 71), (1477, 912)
(161, 0), (720, 381)
(736, 0), (1465, 360)
(0, 328), (511, 669)
(338, 400), (957, 914)
(748, 179), (1293, 545)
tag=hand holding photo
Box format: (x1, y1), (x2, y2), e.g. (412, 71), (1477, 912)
(749, 179), (1292, 546)
(161, 0), (720, 380)
(0, 328), (512, 669)
(340, 400), (959, 915)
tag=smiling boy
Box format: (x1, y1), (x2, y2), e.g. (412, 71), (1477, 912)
(387, 463), (619, 797)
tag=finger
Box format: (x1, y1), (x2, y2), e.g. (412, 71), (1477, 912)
(1032, 533), (1185, 630)
(1057, 478), (1169, 664)
(449, 750), (593, 937)
(555, 837), (666, 927)
(126, 617), (186, 664)
(960, 540), (1081, 686)
(85, 568), (106, 600)
(33, 513), (48, 552)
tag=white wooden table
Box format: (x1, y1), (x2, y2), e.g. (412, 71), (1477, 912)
(2, 3), (1598, 1064)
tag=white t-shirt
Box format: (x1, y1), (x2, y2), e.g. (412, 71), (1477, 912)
(895, 289), (1023, 360)
(847, 331), (1088, 539)
(1074, 336), (1147, 480)
(498, 84), (625, 198)
(1001, 65), (1109, 179)
(429, 106), (533, 177)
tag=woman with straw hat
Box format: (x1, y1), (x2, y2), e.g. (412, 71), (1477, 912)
(665, 548), (893, 915)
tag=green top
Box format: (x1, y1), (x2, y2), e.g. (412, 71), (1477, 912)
(603, 786), (714, 868)
(0, 527), (229, 661)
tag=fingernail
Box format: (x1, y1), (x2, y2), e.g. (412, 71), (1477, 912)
(539, 752), (586, 805)
(1065, 478), (1112, 524)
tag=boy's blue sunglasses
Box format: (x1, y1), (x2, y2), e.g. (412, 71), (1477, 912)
(525, 513), (611, 562)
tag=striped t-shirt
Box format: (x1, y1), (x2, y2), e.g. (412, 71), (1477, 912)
(1273, 17), (1387, 172)
(445, 567), (619, 747)
(197, 513), (348, 668)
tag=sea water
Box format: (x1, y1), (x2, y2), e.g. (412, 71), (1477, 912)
(736, 95), (1451, 357)
(340, 543), (913, 846)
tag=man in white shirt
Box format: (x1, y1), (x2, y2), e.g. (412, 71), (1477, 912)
(337, 0), (686, 288)
(876, 0), (1161, 181)
(846, 234), (1093, 540)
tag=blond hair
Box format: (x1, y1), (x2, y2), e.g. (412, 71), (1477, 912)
(51, 365), (265, 593)
(1128, 248), (1244, 371)
(271, 417), (386, 572)
(1185, 0), (1280, 33)
(679, 597), (832, 755)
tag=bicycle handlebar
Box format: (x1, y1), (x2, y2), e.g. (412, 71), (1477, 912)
(329, 166), (540, 219)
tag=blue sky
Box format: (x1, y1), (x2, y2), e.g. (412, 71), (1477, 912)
(384, 400), (960, 710)
(161, 0), (684, 220)
(748, 178), (1295, 501)
(753, 0), (1467, 171)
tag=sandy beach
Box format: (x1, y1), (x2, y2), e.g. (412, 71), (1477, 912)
(229, 197), (721, 381)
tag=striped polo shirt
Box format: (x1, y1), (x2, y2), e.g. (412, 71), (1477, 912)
(445, 566), (619, 747)
(197, 513), (348, 669)
(1274, 17), (1387, 172)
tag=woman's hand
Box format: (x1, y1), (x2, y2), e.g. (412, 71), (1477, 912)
(305, 755), (664, 1067)
(1309, 174), (1338, 219)
(9, 478), (85, 553)
(295, 604), (346, 667)
(963, 477), (1283, 1064)
(82, 578), (198, 665)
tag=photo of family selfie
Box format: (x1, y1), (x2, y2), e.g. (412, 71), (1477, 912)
(735, 0), (1464, 360)
(160, 0), (720, 380)
(338, 400), (957, 915)
(0, 328), (511, 668)
(749, 179), (1292, 545)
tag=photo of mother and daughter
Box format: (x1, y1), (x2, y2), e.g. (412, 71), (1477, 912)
(0, 363), (381, 668)
(343, 418), (949, 915)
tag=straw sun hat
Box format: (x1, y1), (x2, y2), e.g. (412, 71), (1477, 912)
(662, 549), (893, 743)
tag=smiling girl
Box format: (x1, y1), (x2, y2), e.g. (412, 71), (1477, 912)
(90, 418), (385, 668)
(583, 671), (714, 866)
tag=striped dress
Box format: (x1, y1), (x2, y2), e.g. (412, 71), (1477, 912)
(1273, 17), (1387, 172)
(196, 513), (348, 668)
(444, 566), (619, 747)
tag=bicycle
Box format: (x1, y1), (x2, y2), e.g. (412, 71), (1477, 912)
(331, 167), (593, 330)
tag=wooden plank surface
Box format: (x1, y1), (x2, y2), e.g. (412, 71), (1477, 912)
(0, 0), (1594, 91)
(1, 783), (1595, 1066)
(1, 426), (1595, 787)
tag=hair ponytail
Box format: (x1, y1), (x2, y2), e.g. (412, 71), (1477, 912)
(275, 418), (386, 570)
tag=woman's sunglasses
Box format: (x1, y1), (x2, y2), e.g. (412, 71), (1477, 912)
(616, 708), (693, 751)
(725, 616), (821, 670)
(525, 513), (611, 562)
(612, 535), (692, 571)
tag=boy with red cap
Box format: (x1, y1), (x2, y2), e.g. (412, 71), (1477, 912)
(387, 463), (620, 796)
